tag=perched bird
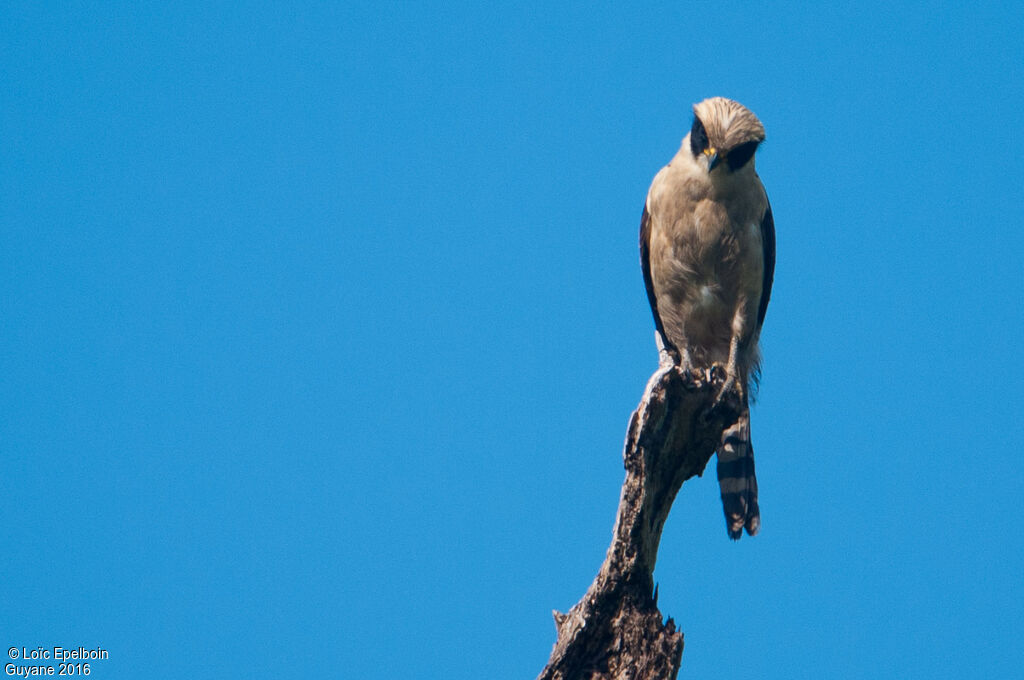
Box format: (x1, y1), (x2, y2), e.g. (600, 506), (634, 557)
(639, 97), (775, 539)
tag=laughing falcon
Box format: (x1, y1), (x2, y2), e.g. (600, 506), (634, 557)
(639, 97), (775, 539)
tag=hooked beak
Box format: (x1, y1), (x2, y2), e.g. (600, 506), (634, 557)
(704, 147), (720, 171)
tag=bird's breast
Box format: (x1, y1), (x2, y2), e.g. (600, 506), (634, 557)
(647, 178), (765, 354)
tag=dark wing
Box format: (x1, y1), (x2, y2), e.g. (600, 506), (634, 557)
(756, 200), (776, 330)
(639, 204), (676, 352)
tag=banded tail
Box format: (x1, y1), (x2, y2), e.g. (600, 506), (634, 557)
(717, 407), (760, 539)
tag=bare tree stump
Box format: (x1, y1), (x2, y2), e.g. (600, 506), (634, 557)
(538, 362), (742, 680)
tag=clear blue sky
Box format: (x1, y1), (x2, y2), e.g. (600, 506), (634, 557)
(3, 2), (1022, 678)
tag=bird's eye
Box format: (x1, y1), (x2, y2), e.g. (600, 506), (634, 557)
(689, 117), (709, 157)
(726, 141), (759, 171)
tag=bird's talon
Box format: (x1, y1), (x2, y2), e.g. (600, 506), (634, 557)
(678, 366), (703, 389)
(707, 364), (727, 386)
(712, 377), (744, 414)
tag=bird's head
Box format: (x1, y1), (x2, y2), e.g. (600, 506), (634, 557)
(688, 97), (765, 174)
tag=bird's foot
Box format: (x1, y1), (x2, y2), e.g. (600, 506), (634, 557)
(677, 364), (704, 389)
(656, 342), (702, 388)
(672, 348), (705, 388)
(706, 364), (728, 388)
(708, 364), (743, 413)
(666, 353), (701, 389)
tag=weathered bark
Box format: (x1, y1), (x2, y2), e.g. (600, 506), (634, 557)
(538, 362), (741, 680)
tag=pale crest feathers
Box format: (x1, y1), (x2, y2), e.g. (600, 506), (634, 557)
(692, 97), (765, 152)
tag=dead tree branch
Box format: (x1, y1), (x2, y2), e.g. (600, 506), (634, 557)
(538, 363), (742, 680)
